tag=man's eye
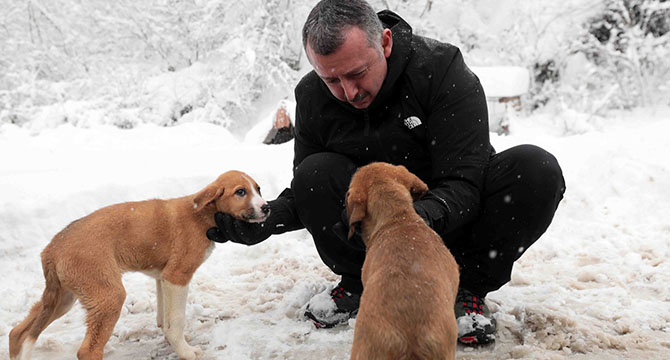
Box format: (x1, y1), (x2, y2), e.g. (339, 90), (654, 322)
(235, 188), (247, 196)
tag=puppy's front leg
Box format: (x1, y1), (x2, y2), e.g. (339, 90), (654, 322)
(156, 279), (164, 328)
(161, 280), (202, 360)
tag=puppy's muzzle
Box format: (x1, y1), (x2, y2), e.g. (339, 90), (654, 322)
(245, 204), (270, 223)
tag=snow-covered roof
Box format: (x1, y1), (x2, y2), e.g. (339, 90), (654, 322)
(470, 66), (530, 98)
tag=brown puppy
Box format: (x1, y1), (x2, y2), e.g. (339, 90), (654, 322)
(347, 163), (459, 360)
(9, 171), (268, 360)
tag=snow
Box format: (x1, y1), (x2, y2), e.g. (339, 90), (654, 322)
(2, 106), (670, 359)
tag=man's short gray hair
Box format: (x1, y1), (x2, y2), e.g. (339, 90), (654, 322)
(302, 0), (384, 55)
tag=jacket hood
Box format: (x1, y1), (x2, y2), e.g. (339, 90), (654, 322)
(370, 10), (413, 111)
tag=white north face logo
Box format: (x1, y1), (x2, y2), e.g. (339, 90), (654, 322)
(403, 116), (422, 129)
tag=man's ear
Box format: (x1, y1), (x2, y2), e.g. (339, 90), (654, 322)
(193, 184), (223, 212)
(346, 189), (367, 240)
(381, 28), (393, 59)
(398, 165), (428, 201)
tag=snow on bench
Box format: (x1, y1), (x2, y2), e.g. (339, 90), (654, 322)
(470, 66), (530, 134)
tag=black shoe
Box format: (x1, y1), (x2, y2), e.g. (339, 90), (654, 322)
(455, 288), (496, 345)
(304, 283), (361, 328)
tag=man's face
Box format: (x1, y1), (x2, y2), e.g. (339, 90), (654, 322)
(306, 26), (393, 109)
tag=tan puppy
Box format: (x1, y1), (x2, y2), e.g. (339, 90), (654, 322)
(346, 163), (459, 360)
(9, 171), (268, 360)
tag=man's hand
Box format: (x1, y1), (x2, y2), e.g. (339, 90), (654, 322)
(413, 201), (434, 228)
(332, 200), (434, 252)
(206, 212), (273, 245)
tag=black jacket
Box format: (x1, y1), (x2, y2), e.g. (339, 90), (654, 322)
(273, 10), (493, 236)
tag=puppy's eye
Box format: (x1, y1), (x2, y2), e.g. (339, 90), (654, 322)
(235, 188), (247, 197)
(256, 186), (261, 195)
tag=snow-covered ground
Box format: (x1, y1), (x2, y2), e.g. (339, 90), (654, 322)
(1, 105), (669, 359)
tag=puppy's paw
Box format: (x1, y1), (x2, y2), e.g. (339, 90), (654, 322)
(178, 345), (202, 360)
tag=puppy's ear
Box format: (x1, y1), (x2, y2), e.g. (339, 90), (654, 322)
(193, 184), (223, 212)
(398, 165), (428, 201)
(346, 189), (367, 240)
(409, 177), (429, 201)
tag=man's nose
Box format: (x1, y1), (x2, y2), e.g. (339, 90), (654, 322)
(341, 79), (358, 102)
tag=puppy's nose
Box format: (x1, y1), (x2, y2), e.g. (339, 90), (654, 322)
(261, 204), (270, 215)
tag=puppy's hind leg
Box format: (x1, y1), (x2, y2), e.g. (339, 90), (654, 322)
(161, 280), (202, 360)
(76, 275), (126, 360)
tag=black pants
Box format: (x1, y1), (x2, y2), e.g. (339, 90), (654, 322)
(292, 145), (565, 296)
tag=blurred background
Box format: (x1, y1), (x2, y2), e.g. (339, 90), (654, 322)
(1, 0), (668, 134)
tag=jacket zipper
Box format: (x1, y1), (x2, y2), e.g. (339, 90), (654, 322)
(363, 110), (370, 136)
(364, 109), (392, 162)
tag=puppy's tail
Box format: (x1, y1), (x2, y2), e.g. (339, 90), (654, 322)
(9, 254), (63, 360)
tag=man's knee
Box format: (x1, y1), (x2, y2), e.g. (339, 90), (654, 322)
(293, 153), (356, 193)
(293, 152), (357, 213)
(508, 144), (565, 203)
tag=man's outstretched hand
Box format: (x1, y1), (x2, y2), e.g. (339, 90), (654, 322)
(206, 212), (273, 245)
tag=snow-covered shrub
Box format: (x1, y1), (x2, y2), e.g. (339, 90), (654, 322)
(529, 60), (561, 110)
(0, 0), (310, 132)
(565, 0), (670, 110)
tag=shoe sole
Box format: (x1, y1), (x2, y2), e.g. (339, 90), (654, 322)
(309, 319), (329, 329)
(458, 333), (496, 346)
(457, 340), (496, 353)
(305, 309), (358, 329)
